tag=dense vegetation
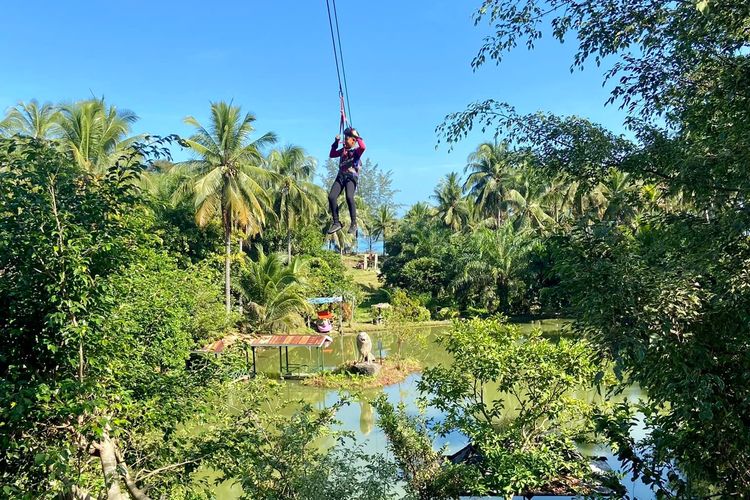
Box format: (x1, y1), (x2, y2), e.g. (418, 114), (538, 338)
(1, 0), (748, 498)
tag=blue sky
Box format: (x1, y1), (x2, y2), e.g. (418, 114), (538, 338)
(1, 0), (627, 208)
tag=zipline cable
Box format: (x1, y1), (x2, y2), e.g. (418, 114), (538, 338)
(331, 0), (353, 126)
(325, 0), (353, 131)
(325, 0), (343, 95)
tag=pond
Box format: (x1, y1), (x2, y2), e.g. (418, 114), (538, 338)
(210, 320), (655, 499)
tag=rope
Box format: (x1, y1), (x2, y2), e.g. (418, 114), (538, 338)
(325, 0), (352, 130)
(325, 0), (343, 94)
(331, 0), (353, 126)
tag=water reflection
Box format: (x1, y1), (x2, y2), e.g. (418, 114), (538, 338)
(210, 320), (655, 499)
(359, 400), (374, 435)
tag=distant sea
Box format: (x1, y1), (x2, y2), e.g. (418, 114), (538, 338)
(357, 236), (383, 254)
(324, 236), (384, 254)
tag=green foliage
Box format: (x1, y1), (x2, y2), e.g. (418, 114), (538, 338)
(394, 317), (603, 496)
(400, 257), (444, 297)
(304, 250), (361, 302)
(374, 396), (474, 499)
(0, 135), (245, 499)
(94, 252), (233, 389)
(58, 98), (139, 173)
(432, 172), (472, 231)
(203, 384), (401, 500)
(387, 289), (431, 322)
(140, 162), (225, 263)
(176, 100), (277, 311)
(0, 99), (61, 139)
(556, 216), (750, 495)
(381, 217), (452, 290)
(238, 248), (312, 334)
(266, 145), (325, 261)
(435, 1), (750, 494)
(435, 307), (460, 321)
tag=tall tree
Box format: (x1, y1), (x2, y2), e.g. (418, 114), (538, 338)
(178, 101), (277, 312)
(239, 248), (311, 333)
(598, 168), (638, 224)
(438, 0), (750, 493)
(356, 159), (399, 213)
(464, 142), (523, 227)
(432, 172), (472, 232)
(404, 201), (434, 224)
(504, 179), (555, 232)
(0, 99), (61, 139)
(371, 205), (398, 256)
(57, 98), (139, 173)
(266, 145), (324, 262)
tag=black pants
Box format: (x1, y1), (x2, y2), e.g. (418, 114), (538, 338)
(328, 173), (357, 224)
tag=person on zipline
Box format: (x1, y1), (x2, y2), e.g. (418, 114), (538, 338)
(327, 127), (365, 234)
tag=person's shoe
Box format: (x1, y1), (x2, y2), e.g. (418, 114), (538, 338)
(348, 223), (358, 235)
(327, 221), (343, 234)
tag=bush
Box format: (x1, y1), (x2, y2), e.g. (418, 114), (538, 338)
(436, 307), (460, 320)
(400, 257), (445, 296)
(305, 250), (360, 301)
(386, 289), (431, 322)
(376, 317), (608, 497)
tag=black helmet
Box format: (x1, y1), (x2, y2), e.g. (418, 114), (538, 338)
(343, 127), (360, 139)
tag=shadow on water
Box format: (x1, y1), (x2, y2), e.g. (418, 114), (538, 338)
(205, 320), (656, 499)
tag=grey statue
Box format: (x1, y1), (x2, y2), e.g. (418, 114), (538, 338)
(356, 331), (375, 363)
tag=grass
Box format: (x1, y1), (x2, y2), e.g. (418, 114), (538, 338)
(341, 254), (390, 324)
(302, 358), (421, 390)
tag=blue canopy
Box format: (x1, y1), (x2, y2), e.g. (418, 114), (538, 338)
(307, 296), (343, 305)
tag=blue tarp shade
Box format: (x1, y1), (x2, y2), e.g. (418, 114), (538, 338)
(307, 296), (343, 305)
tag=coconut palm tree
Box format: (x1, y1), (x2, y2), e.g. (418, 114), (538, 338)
(504, 180), (555, 233)
(371, 205), (398, 255)
(432, 172), (471, 232)
(176, 101), (277, 312)
(600, 168), (638, 223)
(57, 98), (139, 173)
(356, 198), (377, 253)
(240, 248), (312, 334)
(403, 201), (434, 224)
(464, 142), (524, 227)
(537, 175), (577, 228)
(452, 225), (534, 312)
(266, 145), (324, 262)
(326, 225), (357, 255)
(1, 100), (61, 139)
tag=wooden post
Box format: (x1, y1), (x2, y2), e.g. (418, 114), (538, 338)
(373, 253), (379, 271)
(252, 347), (257, 377)
(279, 347), (283, 378)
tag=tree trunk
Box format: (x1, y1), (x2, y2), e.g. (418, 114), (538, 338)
(99, 430), (125, 500)
(115, 450), (151, 500)
(497, 208), (502, 229)
(287, 230), (292, 264)
(225, 225), (232, 314)
(368, 236), (373, 254)
(238, 239), (244, 315)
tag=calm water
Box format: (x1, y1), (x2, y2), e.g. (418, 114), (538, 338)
(209, 321), (655, 499)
